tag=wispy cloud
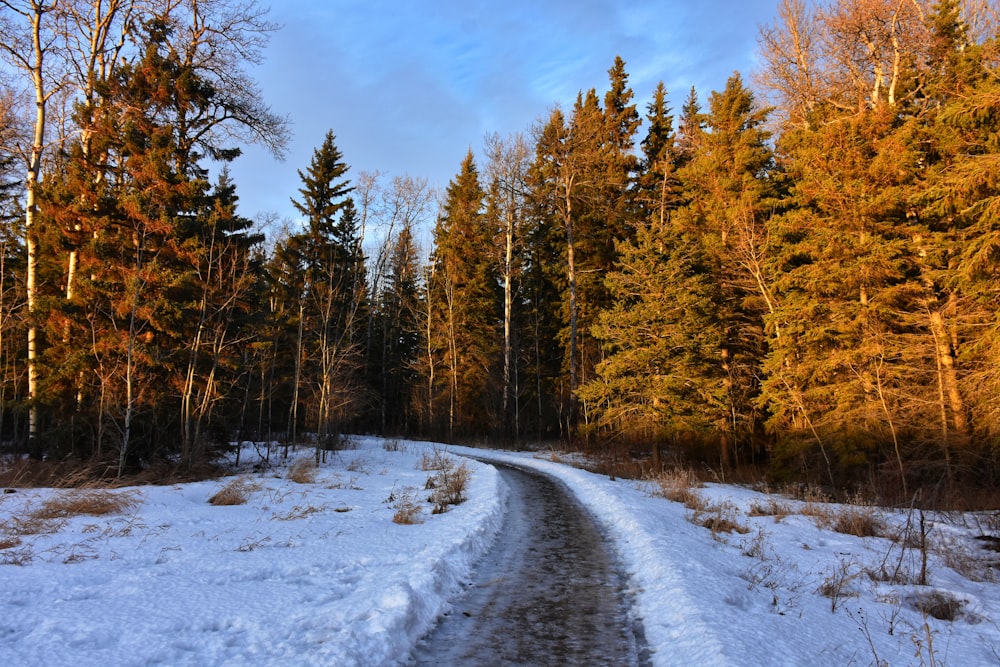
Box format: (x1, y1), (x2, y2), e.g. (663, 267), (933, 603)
(228, 0), (779, 221)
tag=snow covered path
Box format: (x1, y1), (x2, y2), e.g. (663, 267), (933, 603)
(409, 461), (646, 665)
(2, 437), (998, 666)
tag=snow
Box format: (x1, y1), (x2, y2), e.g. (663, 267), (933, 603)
(2, 437), (998, 666)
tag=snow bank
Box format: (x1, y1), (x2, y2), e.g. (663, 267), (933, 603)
(0, 438), (505, 666)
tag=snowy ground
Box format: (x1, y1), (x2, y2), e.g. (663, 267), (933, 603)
(1, 437), (998, 666)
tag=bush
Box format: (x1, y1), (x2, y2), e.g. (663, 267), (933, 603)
(389, 488), (423, 525)
(910, 590), (967, 621)
(653, 468), (703, 506)
(208, 478), (260, 506)
(287, 459), (317, 484)
(427, 461), (471, 514)
(419, 448), (454, 472)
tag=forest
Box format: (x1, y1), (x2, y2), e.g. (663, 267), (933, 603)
(0, 0), (998, 501)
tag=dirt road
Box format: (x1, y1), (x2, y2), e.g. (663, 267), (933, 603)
(408, 462), (649, 666)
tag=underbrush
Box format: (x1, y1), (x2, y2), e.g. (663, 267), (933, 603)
(0, 455), (223, 489)
(426, 460), (471, 514)
(0, 488), (143, 565)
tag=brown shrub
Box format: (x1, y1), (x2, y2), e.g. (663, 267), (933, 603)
(831, 506), (883, 538)
(389, 488), (423, 525)
(32, 490), (140, 520)
(208, 478), (260, 506)
(911, 590), (966, 621)
(428, 461), (471, 514)
(288, 459), (317, 484)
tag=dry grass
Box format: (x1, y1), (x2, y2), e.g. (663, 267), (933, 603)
(0, 546), (33, 565)
(0, 535), (22, 550)
(691, 501), (750, 535)
(0, 456), (224, 489)
(831, 506), (884, 538)
(910, 590), (967, 621)
(818, 559), (862, 612)
(427, 461), (471, 514)
(937, 535), (998, 583)
(748, 499), (792, 521)
(740, 527), (771, 560)
(799, 497), (885, 537)
(799, 501), (835, 523)
(287, 459), (317, 484)
(388, 487), (423, 525)
(418, 449), (453, 472)
(31, 490), (140, 520)
(382, 439), (405, 453)
(208, 477), (260, 506)
(1, 513), (62, 537)
(272, 505), (325, 521)
(0, 489), (141, 540)
(652, 468), (703, 506)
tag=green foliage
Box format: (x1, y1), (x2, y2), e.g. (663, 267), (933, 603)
(426, 151), (498, 438)
(6, 3), (1000, 495)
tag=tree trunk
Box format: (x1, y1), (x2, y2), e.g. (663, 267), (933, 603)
(25, 5), (48, 459)
(288, 300), (304, 445)
(562, 175), (578, 440)
(928, 303), (965, 486)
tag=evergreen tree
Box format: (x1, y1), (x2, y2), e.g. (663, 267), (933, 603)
(282, 131), (366, 453)
(370, 221), (422, 435)
(580, 219), (723, 466)
(426, 150), (497, 439)
(524, 58), (644, 442)
(37, 17), (226, 469)
(672, 73), (778, 468)
(638, 81), (682, 227)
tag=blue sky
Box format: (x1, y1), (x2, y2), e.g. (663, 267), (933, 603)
(227, 0), (779, 223)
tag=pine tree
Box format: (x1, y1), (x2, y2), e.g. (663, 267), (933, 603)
(672, 73), (779, 468)
(37, 17), (224, 469)
(283, 131), (366, 454)
(426, 150), (497, 439)
(371, 221), (422, 435)
(580, 219), (723, 465)
(638, 81), (685, 230)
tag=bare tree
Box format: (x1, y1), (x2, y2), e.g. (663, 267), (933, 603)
(484, 131), (530, 441)
(0, 0), (69, 455)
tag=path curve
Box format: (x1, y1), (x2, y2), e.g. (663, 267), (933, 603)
(408, 462), (649, 666)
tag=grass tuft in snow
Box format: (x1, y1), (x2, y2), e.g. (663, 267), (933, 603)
(427, 460), (471, 514)
(909, 590), (967, 621)
(32, 489), (140, 520)
(651, 467), (703, 506)
(208, 477), (260, 506)
(388, 487), (424, 525)
(817, 558), (862, 612)
(287, 459), (318, 484)
(690, 500), (750, 535)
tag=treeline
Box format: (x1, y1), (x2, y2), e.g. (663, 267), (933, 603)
(1, 0), (999, 494)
